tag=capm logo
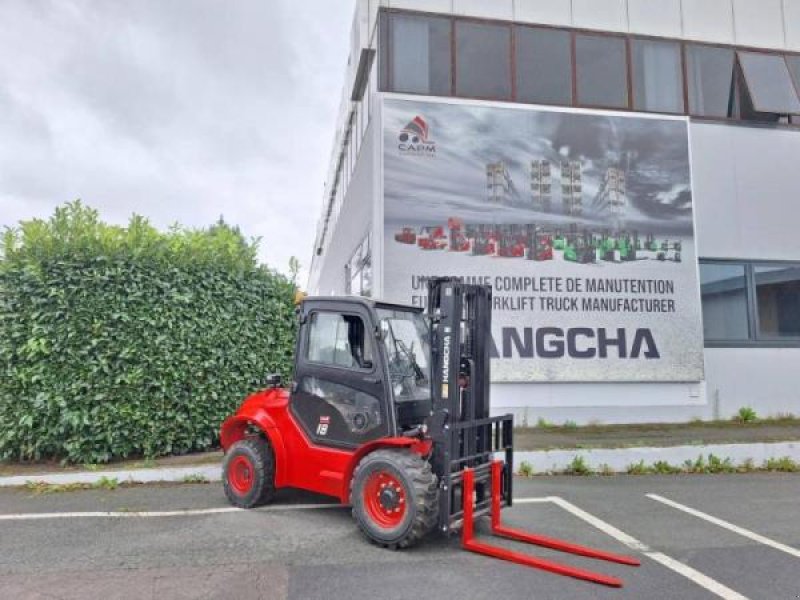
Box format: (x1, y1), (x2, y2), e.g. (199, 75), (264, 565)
(398, 115), (436, 156)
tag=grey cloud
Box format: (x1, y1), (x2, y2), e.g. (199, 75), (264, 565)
(0, 0), (352, 282)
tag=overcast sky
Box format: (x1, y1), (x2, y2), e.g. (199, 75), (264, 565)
(0, 0), (353, 283)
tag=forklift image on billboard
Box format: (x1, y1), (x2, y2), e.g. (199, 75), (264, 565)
(382, 97), (704, 383)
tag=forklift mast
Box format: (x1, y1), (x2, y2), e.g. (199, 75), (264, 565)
(425, 278), (513, 533)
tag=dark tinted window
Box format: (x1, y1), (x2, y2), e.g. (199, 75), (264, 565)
(515, 26), (572, 105)
(575, 34), (629, 108)
(388, 14), (452, 95)
(755, 265), (800, 337)
(700, 263), (749, 340)
(631, 39), (684, 113)
(686, 45), (735, 117)
(455, 21), (511, 99)
(737, 52), (800, 115)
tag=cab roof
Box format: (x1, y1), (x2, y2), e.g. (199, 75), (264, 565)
(300, 295), (424, 314)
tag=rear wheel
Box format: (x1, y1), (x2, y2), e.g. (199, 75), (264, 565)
(350, 449), (438, 549)
(223, 437), (275, 508)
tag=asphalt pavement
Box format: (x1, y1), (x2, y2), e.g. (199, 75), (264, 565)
(0, 474), (798, 599)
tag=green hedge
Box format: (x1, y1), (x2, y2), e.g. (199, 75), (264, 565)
(0, 202), (296, 463)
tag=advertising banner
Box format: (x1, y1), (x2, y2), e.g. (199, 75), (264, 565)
(382, 96), (704, 382)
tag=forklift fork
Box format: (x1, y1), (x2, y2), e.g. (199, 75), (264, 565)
(461, 461), (640, 588)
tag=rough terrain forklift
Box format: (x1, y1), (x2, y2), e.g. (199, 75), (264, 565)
(219, 278), (639, 587)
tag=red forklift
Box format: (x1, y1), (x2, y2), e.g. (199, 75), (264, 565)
(417, 226), (447, 250)
(524, 224), (554, 261)
(394, 227), (417, 245)
(447, 217), (470, 252)
(220, 279), (639, 587)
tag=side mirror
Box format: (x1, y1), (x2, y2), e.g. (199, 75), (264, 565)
(265, 373), (282, 388)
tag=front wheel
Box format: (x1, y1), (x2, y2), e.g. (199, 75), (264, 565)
(223, 437), (275, 508)
(350, 449), (439, 549)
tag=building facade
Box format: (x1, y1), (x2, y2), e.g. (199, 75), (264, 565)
(308, 0), (800, 424)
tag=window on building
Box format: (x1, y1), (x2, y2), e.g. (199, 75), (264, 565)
(455, 21), (511, 99)
(754, 265), (800, 338)
(346, 234), (372, 298)
(699, 263), (750, 341)
(686, 45), (735, 118)
(736, 51), (800, 116)
(631, 39), (684, 114)
(384, 13), (452, 96)
(575, 34), (629, 109)
(789, 55), (800, 125)
(514, 26), (572, 105)
(788, 55), (800, 91)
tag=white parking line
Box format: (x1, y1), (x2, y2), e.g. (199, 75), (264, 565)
(548, 496), (749, 600)
(0, 503), (344, 521)
(646, 493), (800, 559)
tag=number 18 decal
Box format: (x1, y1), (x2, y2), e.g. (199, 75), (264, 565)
(317, 415), (330, 436)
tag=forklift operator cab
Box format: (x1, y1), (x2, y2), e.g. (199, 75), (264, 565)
(291, 297), (432, 450)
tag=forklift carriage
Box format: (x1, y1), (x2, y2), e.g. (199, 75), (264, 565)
(219, 278), (639, 587)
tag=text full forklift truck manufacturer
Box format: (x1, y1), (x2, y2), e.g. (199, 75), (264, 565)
(219, 278), (640, 587)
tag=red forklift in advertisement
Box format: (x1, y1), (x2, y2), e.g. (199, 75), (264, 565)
(417, 226), (447, 250)
(219, 279), (640, 587)
(524, 224), (553, 261)
(394, 227), (417, 245)
(448, 217), (471, 252)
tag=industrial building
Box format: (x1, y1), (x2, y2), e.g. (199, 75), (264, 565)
(308, 0), (800, 424)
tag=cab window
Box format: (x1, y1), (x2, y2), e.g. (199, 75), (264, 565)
(306, 312), (372, 369)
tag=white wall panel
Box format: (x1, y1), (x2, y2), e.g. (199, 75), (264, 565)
(705, 348), (800, 418)
(452, 0), (513, 20)
(628, 0), (682, 38)
(689, 123), (744, 259)
(730, 126), (800, 260)
(733, 0), (785, 49)
(691, 122), (800, 262)
(513, 0), (572, 27)
(682, 0), (735, 43)
(785, 0), (800, 51)
(572, 0), (627, 32)
(388, 0), (453, 12)
(314, 121), (377, 296)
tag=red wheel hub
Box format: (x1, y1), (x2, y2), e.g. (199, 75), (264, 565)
(229, 455), (254, 494)
(363, 470), (407, 528)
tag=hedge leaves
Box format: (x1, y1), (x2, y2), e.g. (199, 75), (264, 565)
(0, 201), (296, 463)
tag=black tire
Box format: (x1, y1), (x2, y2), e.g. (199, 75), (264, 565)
(222, 437), (275, 508)
(350, 449), (439, 549)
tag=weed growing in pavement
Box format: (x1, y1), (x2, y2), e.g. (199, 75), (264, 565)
(651, 461), (682, 475)
(536, 417), (553, 429)
(518, 461), (535, 477)
(563, 420), (578, 430)
(763, 456), (799, 472)
(706, 454), (736, 474)
(182, 474), (210, 484)
(544, 453), (799, 476)
(734, 407), (758, 423)
(24, 476), (119, 495)
(626, 460), (649, 475)
(566, 455), (591, 475)
(598, 463), (615, 476)
(738, 458), (756, 472)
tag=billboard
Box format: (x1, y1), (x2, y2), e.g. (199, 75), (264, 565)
(382, 96), (704, 383)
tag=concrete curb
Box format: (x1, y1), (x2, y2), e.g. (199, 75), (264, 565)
(0, 464), (222, 488)
(1, 441), (798, 487)
(514, 441), (800, 473)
